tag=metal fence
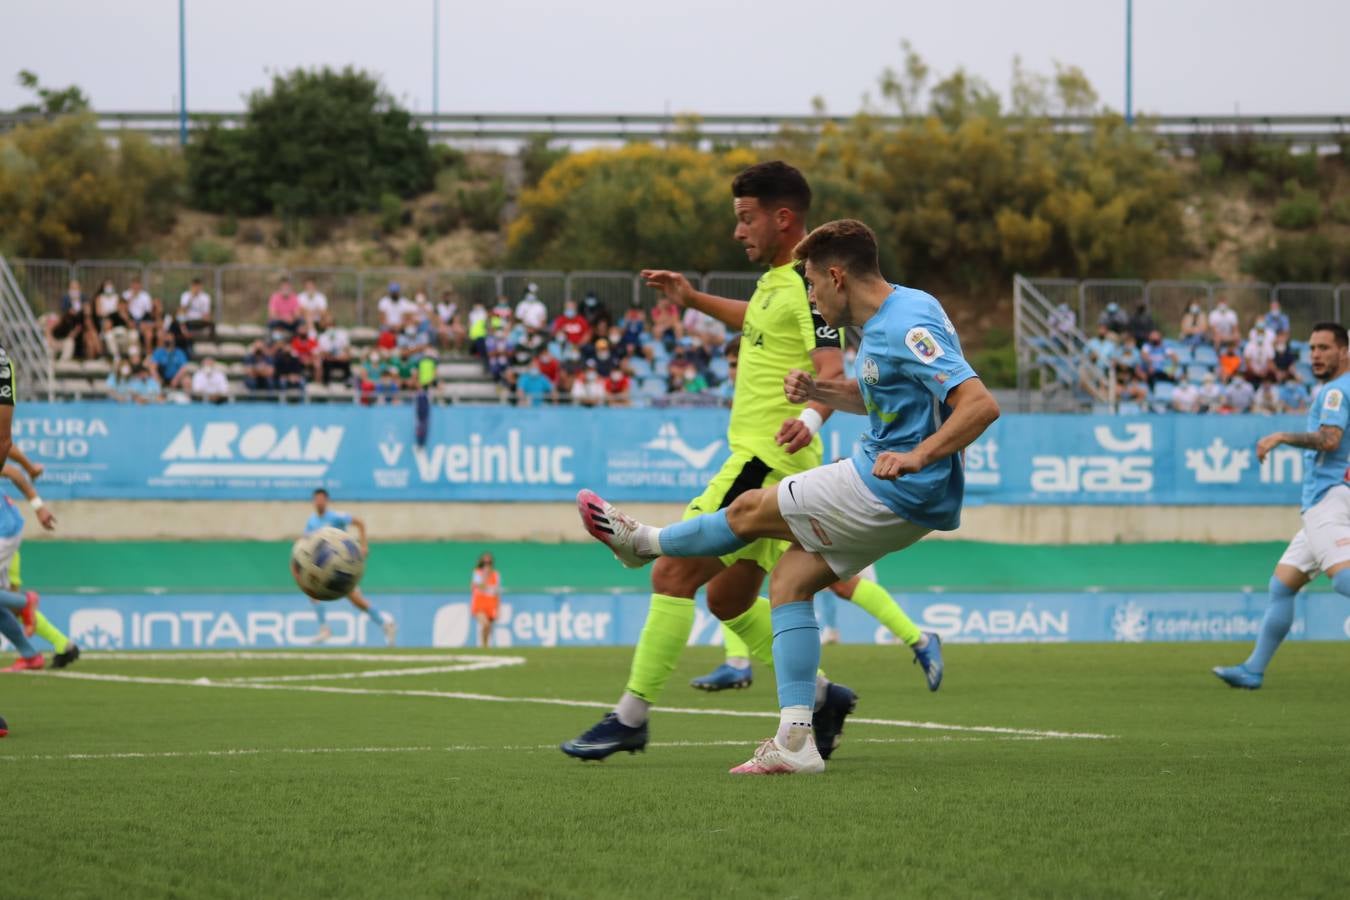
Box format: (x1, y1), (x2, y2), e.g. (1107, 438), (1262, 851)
(9, 260), (775, 328)
(0, 256), (53, 401)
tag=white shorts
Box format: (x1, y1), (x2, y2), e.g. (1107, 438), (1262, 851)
(1278, 485), (1350, 577)
(777, 459), (931, 580)
(0, 533), (20, 590)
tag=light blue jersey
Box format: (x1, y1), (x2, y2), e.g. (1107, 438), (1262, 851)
(0, 494), (24, 540)
(305, 509), (353, 535)
(851, 286), (978, 531)
(1300, 373), (1350, 510)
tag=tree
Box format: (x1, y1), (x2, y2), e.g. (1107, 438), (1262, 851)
(186, 67), (434, 218)
(13, 70), (90, 115)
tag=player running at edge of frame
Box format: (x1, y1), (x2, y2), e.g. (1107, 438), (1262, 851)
(1213, 322), (1350, 690)
(578, 219), (1000, 774)
(561, 162), (875, 762)
(691, 338), (941, 692)
(304, 488), (397, 647)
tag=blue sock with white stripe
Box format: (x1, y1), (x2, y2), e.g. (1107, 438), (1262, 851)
(771, 602), (821, 710)
(1244, 576), (1297, 674)
(655, 510), (747, 558)
(0, 608), (37, 658)
(312, 600), (327, 626)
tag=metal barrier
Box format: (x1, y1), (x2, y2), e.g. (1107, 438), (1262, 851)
(1014, 275), (1107, 409)
(0, 256), (54, 401)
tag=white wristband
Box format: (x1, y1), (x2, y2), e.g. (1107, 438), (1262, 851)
(29, 497), (44, 511)
(797, 407), (824, 436)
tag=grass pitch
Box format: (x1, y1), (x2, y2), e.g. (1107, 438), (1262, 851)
(4, 643), (1348, 899)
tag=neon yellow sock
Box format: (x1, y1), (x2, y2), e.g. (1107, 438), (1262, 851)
(624, 593), (696, 703)
(850, 579), (922, 646)
(34, 611), (70, 653)
(722, 597), (774, 666)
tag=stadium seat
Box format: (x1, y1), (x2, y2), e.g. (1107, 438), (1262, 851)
(1171, 346), (1192, 364)
(1295, 363), (1313, 382)
(82, 359), (111, 377)
(1185, 364), (1211, 382)
(350, 326), (379, 344)
(235, 324), (267, 340)
(436, 362), (482, 381)
(1193, 345), (1218, 366)
(638, 377), (667, 398)
(214, 324), (243, 340)
(628, 357), (653, 378)
(216, 343), (248, 361)
(710, 357), (729, 380)
(1299, 346), (1312, 364)
(54, 360), (83, 377)
(1117, 401), (1144, 415)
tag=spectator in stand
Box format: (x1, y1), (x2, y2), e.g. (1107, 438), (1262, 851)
(297, 278), (328, 329)
(243, 340), (277, 392)
(1217, 342), (1242, 382)
(375, 366), (402, 404)
(1271, 336), (1298, 383)
(580, 289), (606, 325)
(1128, 303), (1157, 345)
(100, 296), (140, 362)
(516, 358), (555, 406)
(317, 314), (352, 385)
(510, 327), (545, 370)
(105, 360), (134, 402)
(534, 346), (561, 386)
(1171, 378), (1201, 413)
(587, 339), (618, 377)
(1208, 297), (1239, 348)
(604, 366), (632, 406)
(555, 363), (577, 405)
(291, 327), (321, 382)
(151, 334), (191, 390)
(1098, 302), (1129, 334)
(467, 302), (490, 356)
(375, 327), (398, 351)
(1263, 299), (1290, 340)
(93, 280), (120, 335)
(377, 283), (416, 333)
(515, 284), (548, 332)
(1115, 366), (1149, 406)
(1142, 332), (1180, 389)
(651, 294), (683, 350)
(178, 278), (214, 341)
(490, 296), (513, 331)
(1222, 374), (1255, 413)
(485, 328), (512, 382)
(1242, 325), (1275, 385)
(125, 365), (163, 404)
(413, 291), (436, 330)
(47, 280), (94, 360)
(1085, 324), (1118, 371)
(1253, 376), (1282, 415)
(396, 313), (433, 357)
(123, 277), (157, 351)
(1050, 302), (1076, 335)
(571, 362), (605, 407)
(355, 352), (382, 404)
(616, 300), (653, 361)
(267, 277), (302, 336)
(191, 358), (230, 405)
(436, 291), (466, 351)
(1179, 303), (1209, 348)
(683, 306), (728, 353)
(386, 348), (419, 390)
(273, 341), (306, 393)
(1198, 373), (1223, 413)
(1114, 334), (1144, 380)
(551, 300), (591, 350)
(1278, 379), (1309, 414)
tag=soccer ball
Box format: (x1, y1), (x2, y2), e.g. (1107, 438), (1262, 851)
(291, 527), (366, 601)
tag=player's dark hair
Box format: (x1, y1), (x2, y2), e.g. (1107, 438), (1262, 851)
(731, 161), (811, 215)
(1311, 322), (1348, 348)
(724, 335), (741, 357)
(793, 219), (881, 278)
(313, 488), (329, 498)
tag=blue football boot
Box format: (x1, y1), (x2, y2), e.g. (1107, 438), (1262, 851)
(1212, 664), (1263, 690)
(690, 663), (753, 692)
(560, 713), (649, 760)
(813, 682), (858, 760)
(912, 631), (944, 692)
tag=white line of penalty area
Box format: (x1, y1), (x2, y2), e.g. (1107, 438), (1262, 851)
(29, 668), (1118, 741)
(0, 735), (1054, 764)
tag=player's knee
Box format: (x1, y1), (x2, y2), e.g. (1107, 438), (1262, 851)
(768, 567), (815, 606)
(651, 556), (709, 598)
(724, 489), (769, 537)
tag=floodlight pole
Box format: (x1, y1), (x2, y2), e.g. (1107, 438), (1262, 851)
(178, 0), (188, 146)
(1125, 0), (1134, 126)
(432, 0), (440, 131)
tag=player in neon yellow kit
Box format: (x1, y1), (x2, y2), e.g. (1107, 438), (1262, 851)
(562, 162), (862, 761)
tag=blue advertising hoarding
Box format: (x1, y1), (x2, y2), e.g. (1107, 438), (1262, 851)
(9, 403), (1312, 505)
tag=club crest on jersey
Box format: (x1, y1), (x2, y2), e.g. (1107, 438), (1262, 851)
(905, 327), (944, 365)
(862, 357), (880, 385)
(1325, 388), (1343, 411)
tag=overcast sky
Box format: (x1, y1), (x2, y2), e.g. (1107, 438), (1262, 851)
(2, 0), (1346, 117)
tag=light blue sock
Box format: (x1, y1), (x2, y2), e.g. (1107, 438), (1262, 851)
(656, 510), (748, 558)
(0, 589), (26, 611)
(1332, 569), (1350, 598)
(771, 602), (820, 709)
(363, 605), (385, 623)
(0, 608), (37, 658)
(312, 600), (327, 625)
(1244, 576), (1297, 674)
(816, 591), (838, 630)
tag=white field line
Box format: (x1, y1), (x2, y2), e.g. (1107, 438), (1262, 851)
(88, 652), (527, 665)
(0, 735), (1048, 764)
(34, 669), (1117, 740)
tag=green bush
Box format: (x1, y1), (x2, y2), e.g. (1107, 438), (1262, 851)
(403, 241), (424, 268)
(458, 179), (507, 232)
(1244, 234), (1350, 283)
(1272, 189), (1321, 230)
(1246, 170), (1272, 196)
(1329, 197), (1350, 226)
(186, 66), (434, 218)
(215, 213), (238, 237)
(378, 193), (403, 234)
(189, 239), (235, 265)
(1198, 152), (1224, 180)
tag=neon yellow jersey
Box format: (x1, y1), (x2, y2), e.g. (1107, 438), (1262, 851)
(727, 261), (842, 474)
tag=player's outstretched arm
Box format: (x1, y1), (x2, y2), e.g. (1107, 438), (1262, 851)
(1, 463), (55, 530)
(784, 368), (866, 415)
(640, 270), (747, 330)
(350, 516), (369, 553)
(873, 379), (1000, 480)
(1257, 426), (1342, 462)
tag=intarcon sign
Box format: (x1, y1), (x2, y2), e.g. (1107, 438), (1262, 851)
(10, 404), (1311, 504)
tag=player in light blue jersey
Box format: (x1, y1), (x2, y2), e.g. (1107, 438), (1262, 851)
(304, 488), (396, 646)
(1214, 322), (1350, 689)
(577, 220), (999, 773)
